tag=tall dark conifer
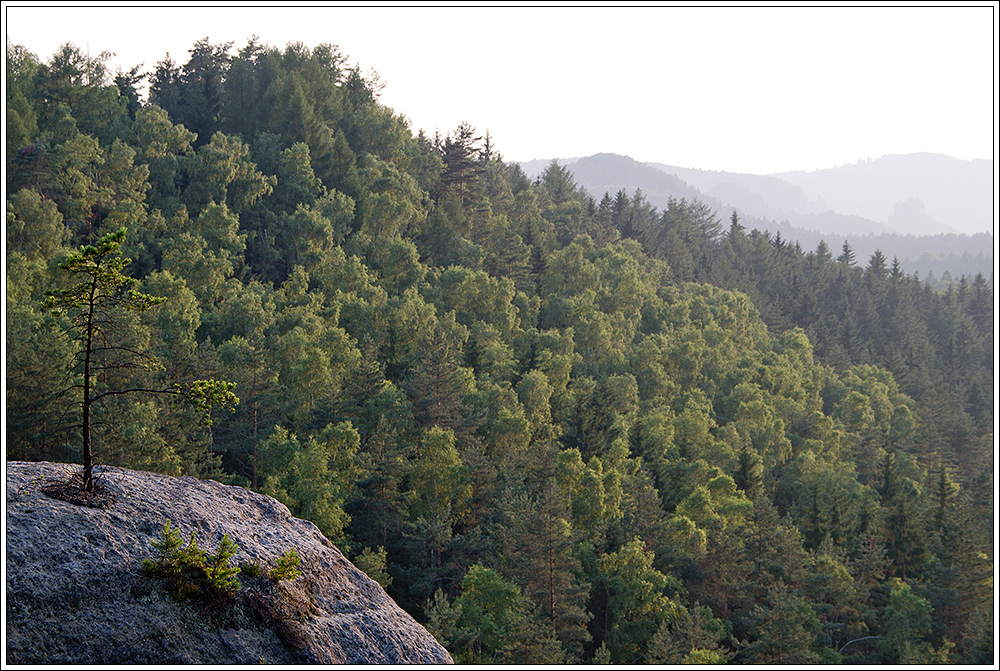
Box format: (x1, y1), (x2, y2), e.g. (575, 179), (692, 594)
(440, 122), (483, 207)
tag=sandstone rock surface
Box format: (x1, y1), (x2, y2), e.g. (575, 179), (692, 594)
(5, 461), (453, 665)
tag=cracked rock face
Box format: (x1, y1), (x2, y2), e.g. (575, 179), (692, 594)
(5, 461), (452, 665)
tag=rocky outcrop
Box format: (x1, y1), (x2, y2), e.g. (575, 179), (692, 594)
(5, 461), (452, 665)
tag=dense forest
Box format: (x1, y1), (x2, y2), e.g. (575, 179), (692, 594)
(5, 39), (994, 664)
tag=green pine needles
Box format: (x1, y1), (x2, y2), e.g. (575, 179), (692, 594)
(270, 549), (303, 581)
(205, 534), (242, 593)
(142, 520), (238, 599)
(142, 520), (302, 603)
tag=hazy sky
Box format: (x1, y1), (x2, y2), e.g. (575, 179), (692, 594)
(5, 3), (996, 174)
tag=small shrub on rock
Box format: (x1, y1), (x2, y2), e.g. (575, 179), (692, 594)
(142, 520), (240, 600)
(240, 559), (266, 578)
(142, 519), (185, 572)
(270, 549), (302, 582)
(205, 534), (241, 593)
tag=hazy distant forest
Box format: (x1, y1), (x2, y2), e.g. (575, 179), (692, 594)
(6, 39), (994, 664)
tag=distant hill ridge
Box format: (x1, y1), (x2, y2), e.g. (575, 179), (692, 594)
(520, 152), (992, 237)
(518, 152), (994, 280)
(773, 152), (992, 235)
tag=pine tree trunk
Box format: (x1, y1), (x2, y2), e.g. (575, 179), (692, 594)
(82, 281), (97, 492)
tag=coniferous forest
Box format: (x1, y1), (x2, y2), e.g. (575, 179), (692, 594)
(5, 39), (994, 664)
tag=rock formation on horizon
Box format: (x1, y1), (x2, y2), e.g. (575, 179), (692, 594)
(5, 460), (453, 665)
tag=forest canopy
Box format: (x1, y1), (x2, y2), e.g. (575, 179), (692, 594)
(5, 38), (994, 664)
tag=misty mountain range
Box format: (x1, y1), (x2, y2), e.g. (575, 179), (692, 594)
(519, 152), (994, 282)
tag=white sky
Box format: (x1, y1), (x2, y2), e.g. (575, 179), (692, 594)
(4, 2), (997, 175)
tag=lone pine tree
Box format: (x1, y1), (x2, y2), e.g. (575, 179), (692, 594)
(43, 228), (238, 491)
